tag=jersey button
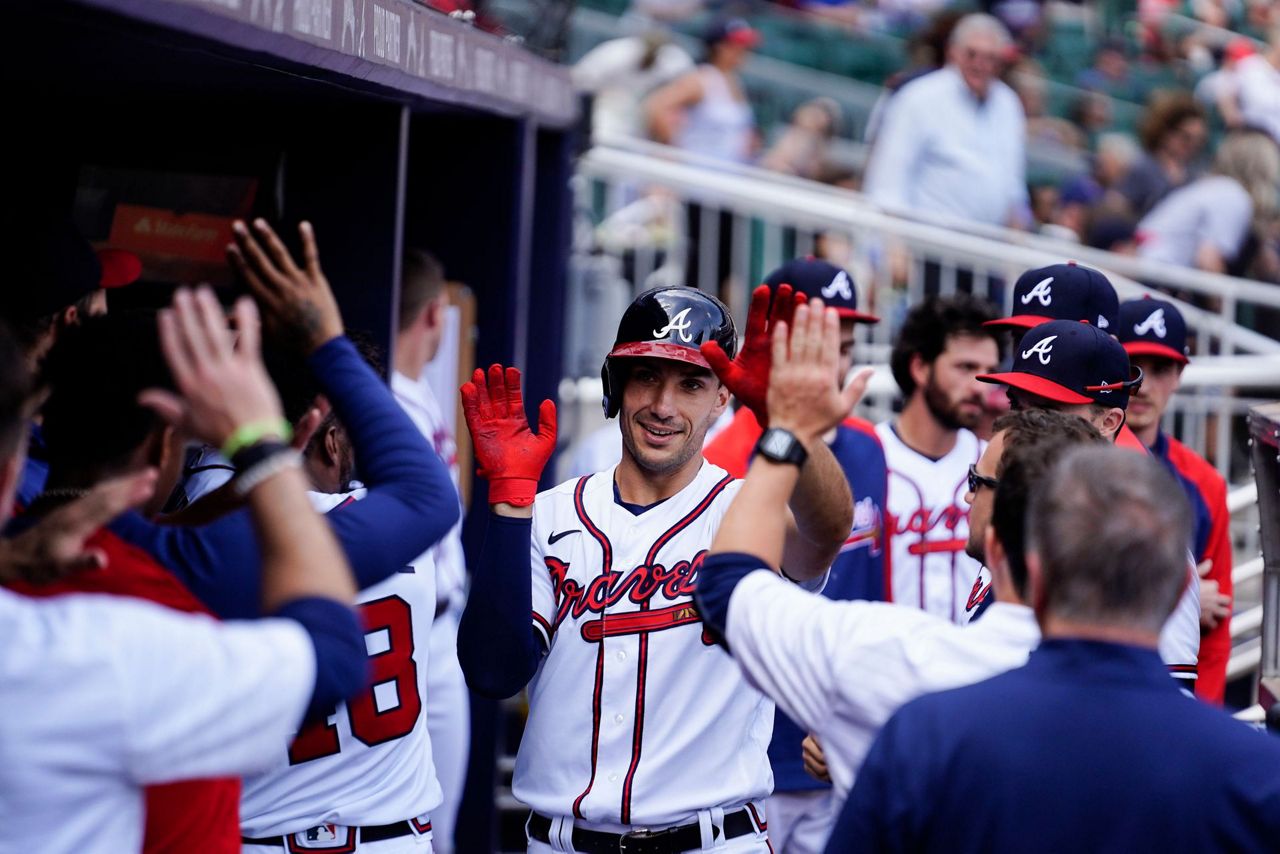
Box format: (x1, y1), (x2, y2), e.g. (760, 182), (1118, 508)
(616, 650), (626, 661)
(614, 714), (625, 724)
(609, 773), (619, 782)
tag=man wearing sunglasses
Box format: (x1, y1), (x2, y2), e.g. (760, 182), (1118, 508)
(975, 319), (1201, 691)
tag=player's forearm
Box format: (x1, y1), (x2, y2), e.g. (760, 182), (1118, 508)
(784, 439), (853, 577)
(250, 465), (356, 611)
(457, 512), (542, 698)
(710, 456), (800, 570)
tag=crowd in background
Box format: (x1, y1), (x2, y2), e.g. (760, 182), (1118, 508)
(566, 0), (1280, 285)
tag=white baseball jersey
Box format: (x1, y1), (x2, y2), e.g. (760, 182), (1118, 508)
(517, 462), (776, 828)
(0, 587), (315, 854)
(239, 489), (442, 837)
(875, 422), (988, 624)
(393, 371), (466, 608)
(724, 567), (1040, 797)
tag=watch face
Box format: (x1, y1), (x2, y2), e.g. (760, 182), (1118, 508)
(762, 430), (792, 458)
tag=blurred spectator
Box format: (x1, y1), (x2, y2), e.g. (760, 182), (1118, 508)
(1236, 26), (1280, 144)
(1011, 66), (1086, 151)
(1068, 90), (1113, 146)
(573, 31), (693, 142)
(761, 97), (842, 180)
(1137, 131), (1280, 273)
(866, 11), (963, 144)
(1087, 215), (1140, 253)
(1092, 132), (1144, 192)
(864, 14), (1029, 229)
(645, 17), (759, 166)
(629, 0), (705, 23)
(1109, 91), (1207, 218)
(1194, 37), (1256, 128)
(1076, 39), (1140, 101)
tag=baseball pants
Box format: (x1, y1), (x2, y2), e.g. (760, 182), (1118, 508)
(425, 608), (469, 854)
(766, 789), (839, 853)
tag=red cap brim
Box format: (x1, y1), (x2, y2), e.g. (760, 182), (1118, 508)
(608, 341), (712, 369)
(1122, 341), (1188, 364)
(834, 307), (880, 324)
(726, 29), (762, 48)
(984, 315), (1053, 330)
(977, 371), (1094, 405)
(97, 248), (142, 289)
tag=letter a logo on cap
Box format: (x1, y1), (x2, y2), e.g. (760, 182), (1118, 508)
(1020, 277), (1054, 307)
(1021, 335), (1057, 365)
(822, 271), (854, 301)
(1133, 308), (1167, 338)
(653, 307), (695, 342)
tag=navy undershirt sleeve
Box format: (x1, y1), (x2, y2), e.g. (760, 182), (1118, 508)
(273, 596), (367, 721)
(457, 513), (542, 699)
(695, 551), (773, 650)
(111, 336), (458, 619)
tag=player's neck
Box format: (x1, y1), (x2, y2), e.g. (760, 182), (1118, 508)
(896, 396), (958, 460)
(1132, 420), (1160, 448)
(614, 452), (702, 506)
(393, 335), (430, 381)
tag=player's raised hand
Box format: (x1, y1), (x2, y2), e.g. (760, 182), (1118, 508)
(227, 219), (343, 354)
(140, 288), (288, 449)
(0, 469), (158, 585)
(701, 283), (805, 426)
(767, 297), (873, 445)
(461, 364), (556, 508)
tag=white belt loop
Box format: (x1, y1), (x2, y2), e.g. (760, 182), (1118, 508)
(551, 815), (578, 853)
(697, 806), (727, 850)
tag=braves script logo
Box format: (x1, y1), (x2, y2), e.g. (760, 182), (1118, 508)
(1021, 335), (1057, 365)
(545, 550), (706, 626)
(653, 308), (695, 343)
(1133, 308), (1167, 338)
(822, 271), (854, 301)
(1020, 277), (1054, 307)
(891, 504), (966, 542)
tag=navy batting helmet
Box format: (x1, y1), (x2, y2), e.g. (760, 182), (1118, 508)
(600, 286), (737, 418)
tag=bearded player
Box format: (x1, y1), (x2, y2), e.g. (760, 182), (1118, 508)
(457, 286), (857, 849)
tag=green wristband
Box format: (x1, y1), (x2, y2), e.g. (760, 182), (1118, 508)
(221, 419), (293, 461)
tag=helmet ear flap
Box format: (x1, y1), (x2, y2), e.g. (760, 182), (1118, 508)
(601, 357), (621, 419)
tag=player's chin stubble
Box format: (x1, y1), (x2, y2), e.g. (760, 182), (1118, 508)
(621, 417), (705, 476)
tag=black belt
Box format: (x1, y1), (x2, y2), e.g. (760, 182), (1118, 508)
(242, 818), (430, 847)
(528, 809), (758, 854)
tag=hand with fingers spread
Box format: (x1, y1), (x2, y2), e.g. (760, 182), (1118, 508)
(460, 365), (556, 508)
(0, 470), (158, 585)
(227, 218), (343, 354)
(139, 288), (287, 449)
(701, 283), (806, 426)
(767, 297), (874, 446)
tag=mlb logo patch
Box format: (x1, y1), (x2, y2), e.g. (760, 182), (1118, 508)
(287, 824), (355, 852)
(307, 826), (338, 842)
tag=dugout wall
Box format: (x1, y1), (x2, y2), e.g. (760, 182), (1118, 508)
(3, 2), (576, 848)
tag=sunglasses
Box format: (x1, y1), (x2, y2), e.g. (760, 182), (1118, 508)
(968, 464), (1000, 494)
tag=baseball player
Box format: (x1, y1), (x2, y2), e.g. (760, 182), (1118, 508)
(704, 259), (886, 852)
(391, 249), (469, 850)
(877, 294), (1002, 624)
(976, 319), (1201, 688)
(1117, 297), (1233, 703)
(0, 287), (369, 854)
(457, 286), (855, 849)
(693, 302), (1106, 803)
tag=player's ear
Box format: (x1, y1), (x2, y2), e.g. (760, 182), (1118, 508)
(908, 352), (930, 391)
(1103, 407), (1125, 438)
(322, 424), (342, 466)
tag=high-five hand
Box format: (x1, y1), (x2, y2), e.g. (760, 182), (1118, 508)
(461, 365), (556, 509)
(701, 284), (805, 426)
(227, 219), (344, 354)
(766, 297), (873, 446)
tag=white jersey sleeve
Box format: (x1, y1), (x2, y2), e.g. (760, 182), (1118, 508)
(724, 569), (1039, 795)
(1, 588), (314, 788)
(1159, 560), (1201, 685)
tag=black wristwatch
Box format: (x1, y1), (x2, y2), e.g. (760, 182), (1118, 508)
(756, 427), (809, 467)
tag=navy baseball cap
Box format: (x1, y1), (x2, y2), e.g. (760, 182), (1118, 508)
(1117, 297), (1189, 364)
(978, 319), (1140, 409)
(703, 17), (761, 48)
(986, 262), (1119, 333)
(764, 257), (879, 324)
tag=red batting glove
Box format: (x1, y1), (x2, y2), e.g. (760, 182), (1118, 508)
(460, 364), (557, 507)
(700, 283), (806, 426)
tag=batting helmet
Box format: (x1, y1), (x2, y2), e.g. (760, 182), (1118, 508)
(600, 286), (737, 418)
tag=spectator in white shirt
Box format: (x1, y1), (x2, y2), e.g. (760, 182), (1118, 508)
(572, 32), (693, 142)
(863, 13), (1029, 228)
(1138, 131), (1280, 273)
(1236, 27), (1280, 144)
